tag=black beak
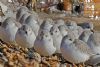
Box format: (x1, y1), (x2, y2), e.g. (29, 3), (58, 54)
(51, 32), (53, 35)
(91, 30), (94, 33)
(0, 22), (2, 26)
(25, 31), (27, 34)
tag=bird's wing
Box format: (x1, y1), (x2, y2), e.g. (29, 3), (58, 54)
(74, 39), (94, 55)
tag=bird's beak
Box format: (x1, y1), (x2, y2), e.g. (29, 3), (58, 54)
(91, 30), (94, 33)
(25, 31), (28, 34)
(0, 22), (2, 26)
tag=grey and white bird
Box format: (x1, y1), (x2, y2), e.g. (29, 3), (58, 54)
(78, 24), (100, 66)
(87, 31), (100, 54)
(38, 18), (54, 36)
(66, 20), (78, 30)
(86, 54), (100, 66)
(24, 15), (40, 36)
(15, 24), (36, 48)
(79, 24), (100, 54)
(16, 6), (29, 21)
(0, 17), (18, 44)
(61, 35), (94, 65)
(58, 25), (69, 37)
(79, 29), (93, 43)
(58, 25), (77, 41)
(50, 24), (62, 53)
(39, 18), (54, 31)
(19, 12), (30, 24)
(34, 30), (56, 56)
(66, 20), (79, 39)
(78, 22), (94, 30)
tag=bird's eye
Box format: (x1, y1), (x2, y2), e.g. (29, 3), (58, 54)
(87, 26), (90, 28)
(0, 22), (2, 26)
(55, 30), (57, 32)
(51, 32), (53, 35)
(69, 38), (72, 41)
(25, 31), (27, 34)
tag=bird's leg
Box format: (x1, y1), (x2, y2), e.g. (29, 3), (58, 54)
(78, 63), (85, 67)
(72, 63), (77, 67)
(41, 57), (50, 67)
(82, 63), (85, 67)
(78, 64), (83, 67)
(52, 53), (61, 61)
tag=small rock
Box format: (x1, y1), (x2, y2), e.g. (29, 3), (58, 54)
(9, 61), (14, 66)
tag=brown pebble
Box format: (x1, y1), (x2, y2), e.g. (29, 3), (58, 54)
(9, 61), (14, 66)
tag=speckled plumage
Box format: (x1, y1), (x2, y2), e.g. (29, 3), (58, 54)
(87, 31), (100, 54)
(50, 24), (62, 53)
(24, 15), (40, 36)
(0, 17), (18, 44)
(16, 6), (29, 21)
(61, 35), (94, 64)
(34, 30), (56, 56)
(15, 24), (36, 48)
